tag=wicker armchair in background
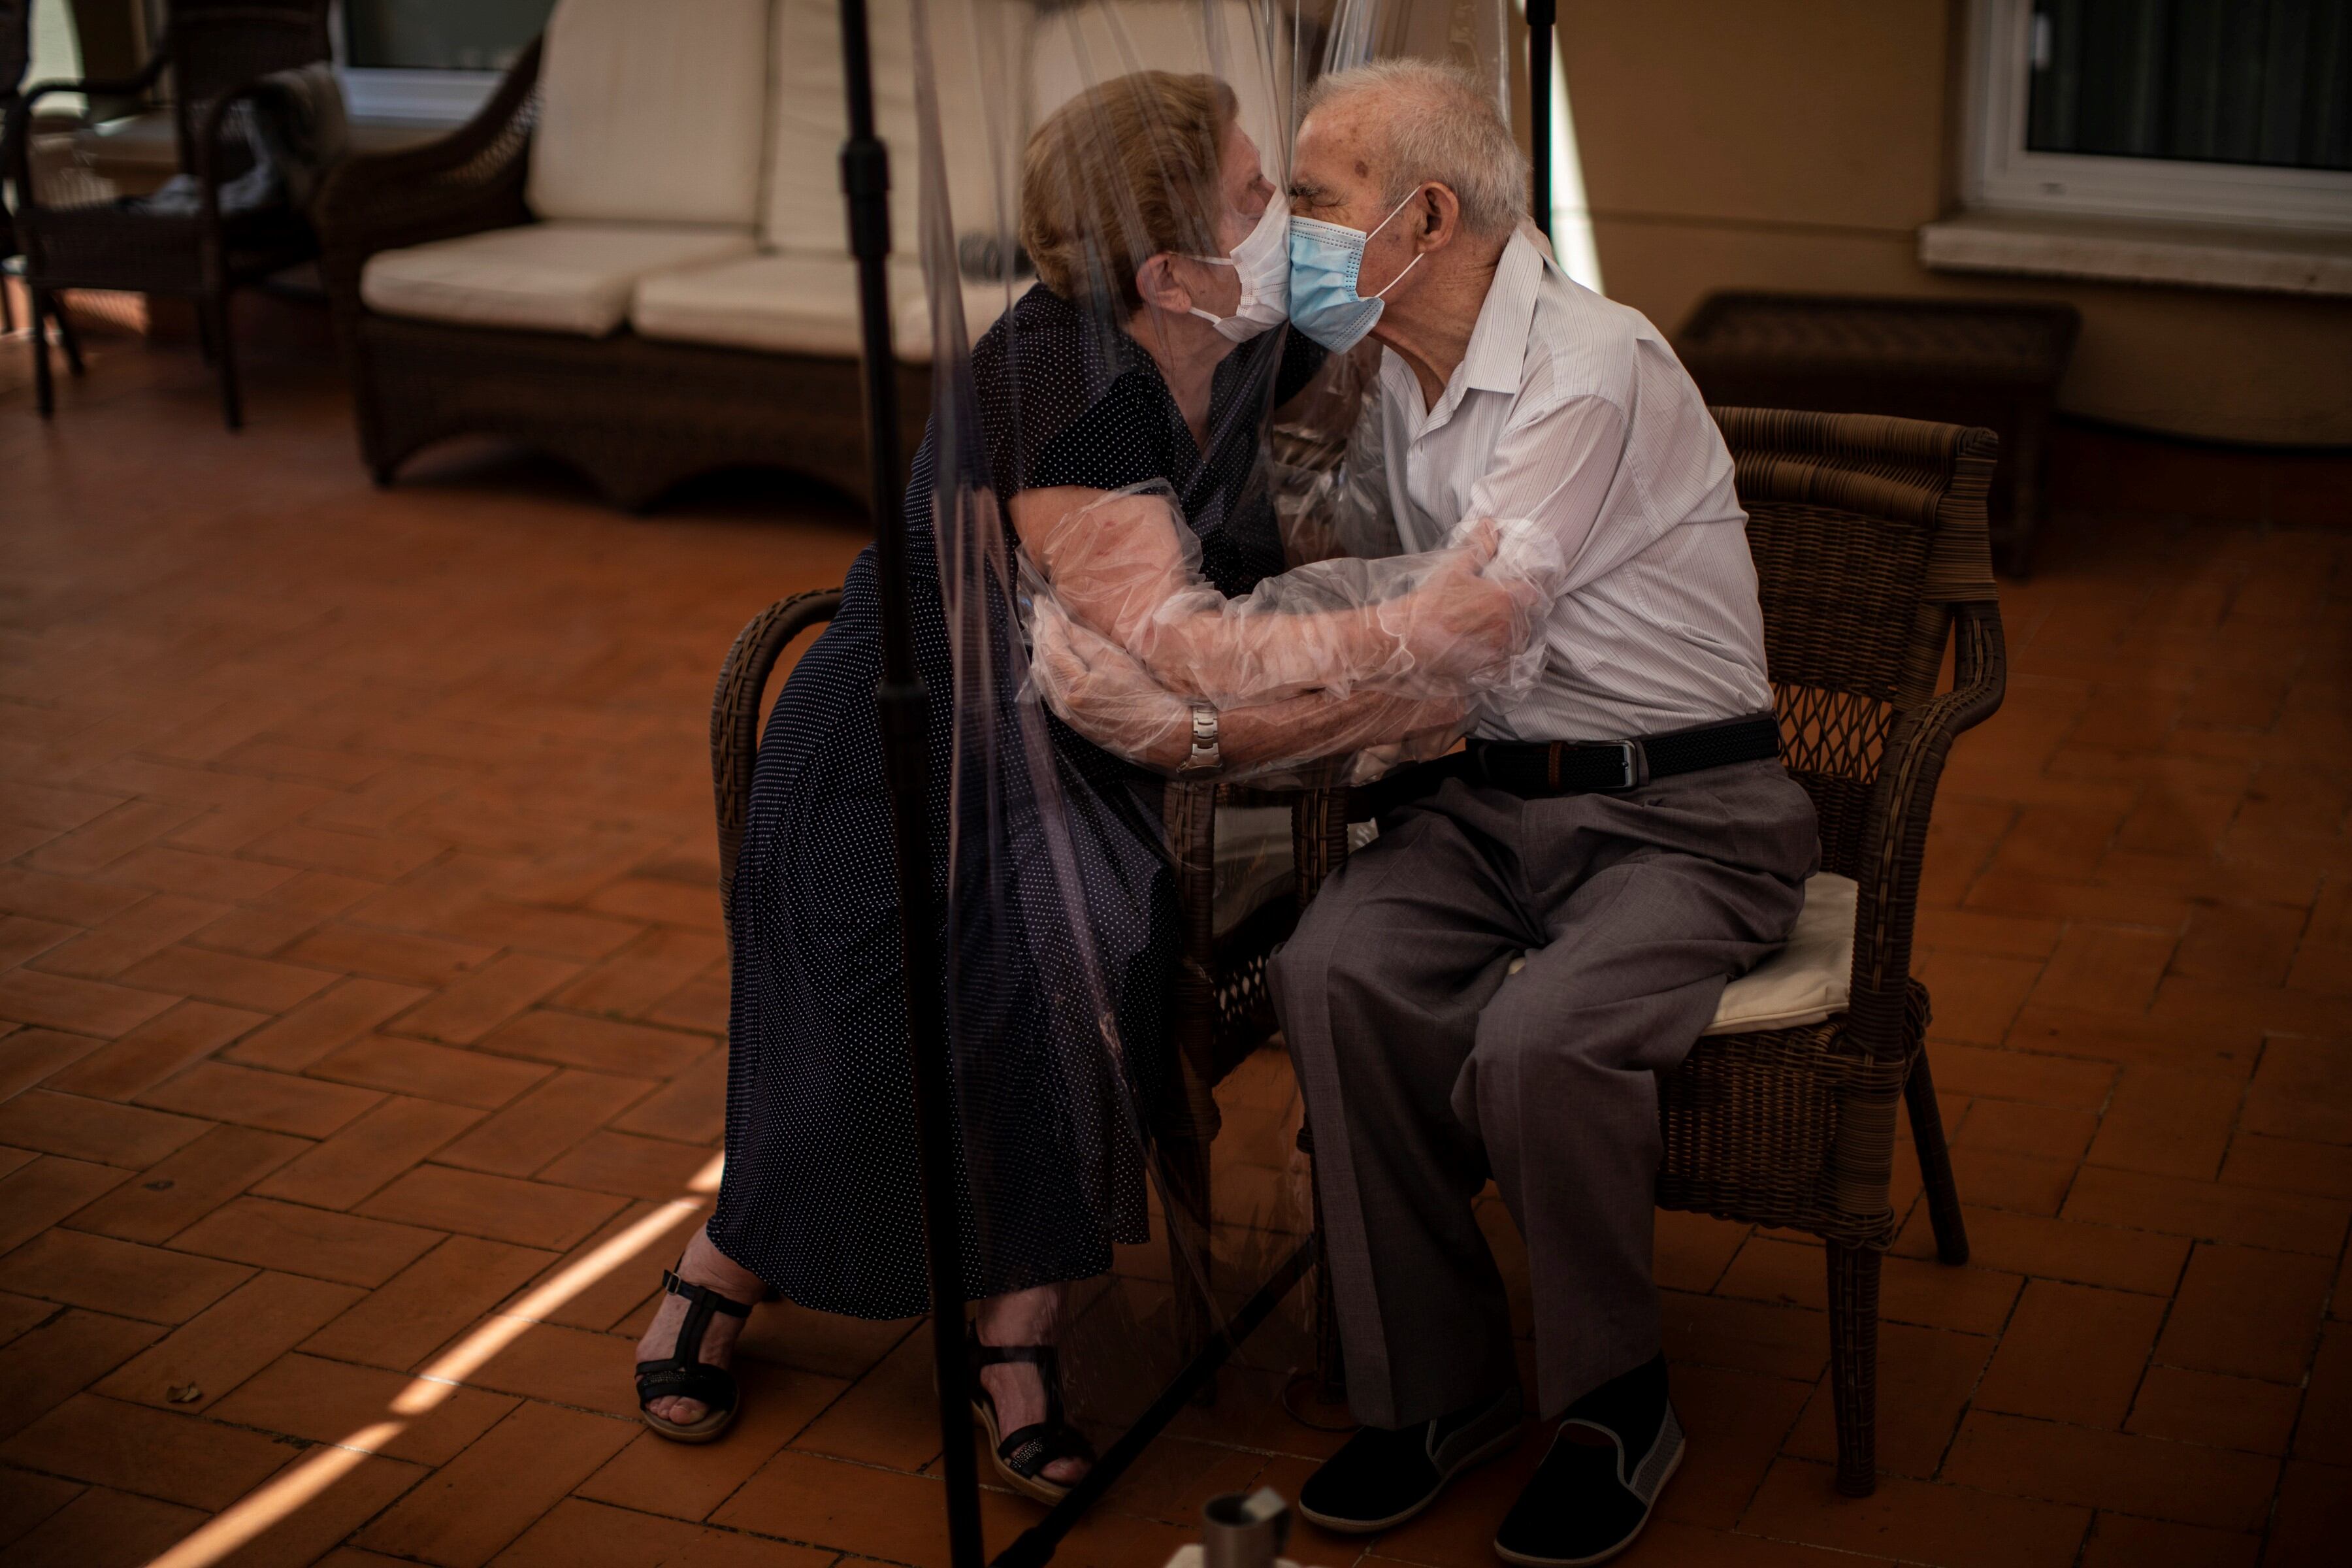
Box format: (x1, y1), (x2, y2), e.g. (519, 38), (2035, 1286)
(2, 0), (47, 339)
(5, 0), (329, 427)
(1, 0), (22, 335)
(1286, 408), (2004, 1496)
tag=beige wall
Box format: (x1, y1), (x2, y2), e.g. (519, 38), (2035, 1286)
(1561, 0), (2352, 446)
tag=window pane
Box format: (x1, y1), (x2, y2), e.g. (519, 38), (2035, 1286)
(344, 0), (557, 72)
(2027, 0), (2351, 172)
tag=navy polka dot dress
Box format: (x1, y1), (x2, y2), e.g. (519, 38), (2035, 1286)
(710, 284), (1318, 1318)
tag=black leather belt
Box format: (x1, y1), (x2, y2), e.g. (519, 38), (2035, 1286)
(1367, 713), (1781, 813)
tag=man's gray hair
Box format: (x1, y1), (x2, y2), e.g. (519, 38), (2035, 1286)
(1302, 59), (1530, 236)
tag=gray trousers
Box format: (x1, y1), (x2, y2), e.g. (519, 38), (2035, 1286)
(1270, 759), (1819, 1427)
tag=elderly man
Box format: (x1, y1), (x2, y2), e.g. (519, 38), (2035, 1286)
(1269, 60), (1820, 1565)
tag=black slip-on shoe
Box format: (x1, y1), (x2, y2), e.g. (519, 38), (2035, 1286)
(1297, 1386), (1524, 1535)
(1492, 1356), (1682, 1566)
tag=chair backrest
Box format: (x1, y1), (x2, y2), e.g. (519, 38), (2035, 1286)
(1714, 407), (1999, 883)
(163, 0), (331, 169)
(1, 0), (29, 99)
(1, 0), (23, 252)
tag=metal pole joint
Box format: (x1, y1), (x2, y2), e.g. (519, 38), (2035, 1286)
(840, 137), (893, 259)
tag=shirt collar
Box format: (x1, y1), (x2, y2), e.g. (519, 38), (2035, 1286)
(1386, 228), (1550, 436)
(1460, 228), (1547, 397)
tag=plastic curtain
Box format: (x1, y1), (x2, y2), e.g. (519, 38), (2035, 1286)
(887, 0), (1518, 1467)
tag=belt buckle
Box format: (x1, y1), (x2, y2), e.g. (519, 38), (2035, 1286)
(1610, 739), (1650, 791)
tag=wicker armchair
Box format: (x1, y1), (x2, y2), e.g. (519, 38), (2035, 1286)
(707, 591), (1330, 1353)
(5, 0), (329, 428)
(1284, 407), (2003, 1495)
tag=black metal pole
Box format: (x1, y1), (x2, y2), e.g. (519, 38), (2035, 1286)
(835, 3), (985, 1567)
(1528, 0), (1556, 240)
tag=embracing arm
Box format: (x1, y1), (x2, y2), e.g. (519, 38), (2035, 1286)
(1028, 600), (1465, 781)
(1009, 483), (1537, 710)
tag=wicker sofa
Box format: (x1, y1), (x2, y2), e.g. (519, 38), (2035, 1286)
(315, 0), (1281, 508)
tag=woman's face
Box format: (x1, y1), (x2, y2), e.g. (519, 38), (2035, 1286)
(1174, 120), (1275, 321)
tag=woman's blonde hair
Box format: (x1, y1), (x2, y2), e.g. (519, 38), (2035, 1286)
(1020, 71), (1239, 313)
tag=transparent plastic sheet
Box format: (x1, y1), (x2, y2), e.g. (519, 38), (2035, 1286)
(893, 0), (1520, 1498)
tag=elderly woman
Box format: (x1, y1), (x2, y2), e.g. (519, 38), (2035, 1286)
(632, 69), (1526, 1501)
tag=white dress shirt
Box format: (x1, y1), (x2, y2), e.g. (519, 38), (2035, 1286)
(1330, 229), (1773, 744)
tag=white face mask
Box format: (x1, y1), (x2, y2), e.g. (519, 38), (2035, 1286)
(1185, 198), (1290, 342)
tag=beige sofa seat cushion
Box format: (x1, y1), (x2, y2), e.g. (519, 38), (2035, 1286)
(528, 0), (772, 227)
(630, 252), (1028, 361)
(1499, 872), (1855, 1036)
(363, 222), (759, 337)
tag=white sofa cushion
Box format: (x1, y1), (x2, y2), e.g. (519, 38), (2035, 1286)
(630, 251), (1024, 361)
(363, 222), (759, 338)
(1499, 872), (1855, 1036)
(1029, 1), (1290, 161)
(529, 0), (772, 228)
(764, 0), (924, 253)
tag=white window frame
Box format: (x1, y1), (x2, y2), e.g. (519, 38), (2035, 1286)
(1962, 0), (2352, 234)
(327, 1), (509, 125)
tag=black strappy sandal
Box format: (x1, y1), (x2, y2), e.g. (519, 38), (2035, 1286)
(968, 1324), (1096, 1504)
(635, 1267), (755, 1443)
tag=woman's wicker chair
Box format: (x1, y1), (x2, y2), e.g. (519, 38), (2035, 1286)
(706, 591), (1328, 1362)
(1288, 407), (2004, 1497)
(5, 0), (329, 427)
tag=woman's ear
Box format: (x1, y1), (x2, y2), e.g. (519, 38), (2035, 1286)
(1134, 253), (1192, 315)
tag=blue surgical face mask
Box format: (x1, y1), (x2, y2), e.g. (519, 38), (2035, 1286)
(1286, 187), (1425, 353)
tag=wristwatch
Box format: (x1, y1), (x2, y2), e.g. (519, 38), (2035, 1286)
(1177, 702), (1222, 774)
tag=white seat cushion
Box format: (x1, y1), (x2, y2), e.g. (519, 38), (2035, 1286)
(1500, 872), (1855, 1036)
(363, 222), (758, 338)
(1703, 872), (1855, 1035)
(630, 252), (1023, 361)
(528, 0), (771, 227)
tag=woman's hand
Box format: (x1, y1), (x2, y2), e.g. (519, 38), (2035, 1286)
(1388, 520), (1545, 681)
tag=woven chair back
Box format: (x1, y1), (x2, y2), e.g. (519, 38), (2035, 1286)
(1713, 406), (1999, 883)
(163, 0), (330, 169)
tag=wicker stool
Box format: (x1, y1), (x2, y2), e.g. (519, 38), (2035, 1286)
(1675, 293), (2078, 576)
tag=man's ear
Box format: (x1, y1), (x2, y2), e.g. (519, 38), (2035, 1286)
(1134, 253), (1191, 314)
(1416, 184), (1464, 253)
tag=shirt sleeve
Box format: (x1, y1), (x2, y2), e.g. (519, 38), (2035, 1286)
(1464, 390), (1655, 602)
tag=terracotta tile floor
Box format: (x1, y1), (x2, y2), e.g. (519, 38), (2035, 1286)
(3, 325), (2350, 1568)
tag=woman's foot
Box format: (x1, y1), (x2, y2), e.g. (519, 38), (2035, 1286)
(975, 1285), (1090, 1490)
(635, 1230), (763, 1429)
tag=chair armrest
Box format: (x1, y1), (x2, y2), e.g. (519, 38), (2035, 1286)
(1290, 786), (1355, 907)
(710, 589), (843, 917)
(189, 75), (291, 235)
(5, 54), (172, 204)
(1845, 600), (2007, 1053)
(312, 38), (544, 312)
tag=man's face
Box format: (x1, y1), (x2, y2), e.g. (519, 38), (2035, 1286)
(1289, 99), (1423, 301)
